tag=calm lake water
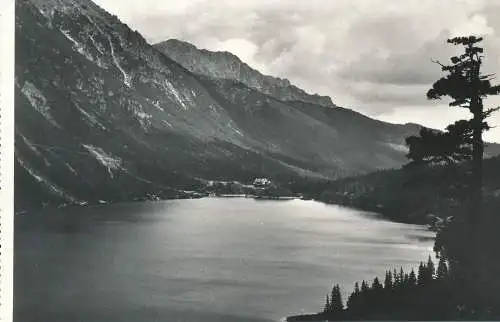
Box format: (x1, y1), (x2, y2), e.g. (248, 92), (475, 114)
(15, 198), (435, 322)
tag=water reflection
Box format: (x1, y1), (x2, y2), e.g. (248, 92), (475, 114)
(15, 198), (435, 322)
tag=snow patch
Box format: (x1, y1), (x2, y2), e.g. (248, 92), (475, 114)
(227, 122), (244, 137)
(125, 100), (151, 129)
(88, 35), (108, 68)
(65, 162), (78, 176)
(74, 101), (106, 130)
(18, 133), (42, 156)
(108, 36), (132, 88)
(21, 81), (61, 128)
(152, 100), (165, 111)
(16, 155), (78, 202)
(208, 104), (219, 115)
(60, 29), (94, 62)
(82, 144), (122, 178)
(162, 120), (173, 128)
(136, 111), (149, 118)
(163, 79), (187, 109)
(89, 34), (105, 55)
(17, 133), (52, 166)
(17, 156), (44, 183)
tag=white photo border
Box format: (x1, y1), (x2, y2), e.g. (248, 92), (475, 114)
(0, 0), (15, 321)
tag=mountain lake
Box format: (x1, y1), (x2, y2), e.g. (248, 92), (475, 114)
(15, 198), (435, 322)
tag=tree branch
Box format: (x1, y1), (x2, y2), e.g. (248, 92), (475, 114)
(431, 59), (446, 68)
(483, 106), (500, 119)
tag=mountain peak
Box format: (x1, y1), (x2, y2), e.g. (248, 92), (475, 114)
(155, 38), (334, 107)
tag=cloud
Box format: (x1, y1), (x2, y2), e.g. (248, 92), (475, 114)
(203, 38), (271, 74)
(92, 0), (500, 141)
(338, 30), (454, 86)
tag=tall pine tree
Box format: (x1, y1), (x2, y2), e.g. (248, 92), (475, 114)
(427, 256), (436, 282)
(408, 36), (499, 228)
(393, 269), (400, 288)
(417, 262), (425, 286)
(437, 256), (449, 280)
(372, 277), (383, 291)
(329, 284), (344, 313)
(399, 267), (405, 285)
(384, 270), (393, 290)
(409, 268), (417, 286)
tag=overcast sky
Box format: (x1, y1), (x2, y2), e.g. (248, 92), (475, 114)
(93, 0), (500, 142)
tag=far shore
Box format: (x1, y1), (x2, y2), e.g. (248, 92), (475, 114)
(15, 192), (435, 230)
(15, 193), (304, 216)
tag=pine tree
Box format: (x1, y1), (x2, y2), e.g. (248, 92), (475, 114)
(346, 292), (354, 311)
(347, 282), (360, 310)
(330, 286), (337, 312)
(399, 267), (405, 285)
(372, 277), (383, 291)
(384, 270), (393, 290)
(421, 36), (500, 315)
(407, 36), (499, 232)
(437, 256), (449, 280)
(324, 293), (331, 312)
(336, 285), (344, 312)
(427, 256), (436, 281)
(361, 280), (369, 293)
(329, 284), (344, 313)
(393, 269), (400, 287)
(405, 122), (472, 166)
(409, 268), (417, 286)
(404, 273), (410, 286)
(417, 262), (425, 286)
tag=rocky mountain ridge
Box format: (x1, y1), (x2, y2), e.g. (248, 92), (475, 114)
(156, 39), (335, 108)
(16, 0), (499, 211)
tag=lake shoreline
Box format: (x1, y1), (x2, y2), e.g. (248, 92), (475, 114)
(17, 194), (430, 230)
(16, 197), (435, 322)
(15, 194), (303, 216)
(16, 193), (436, 231)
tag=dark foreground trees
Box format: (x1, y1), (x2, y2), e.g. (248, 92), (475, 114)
(318, 258), (454, 320)
(406, 36), (499, 226)
(406, 35), (500, 317)
(289, 35), (500, 322)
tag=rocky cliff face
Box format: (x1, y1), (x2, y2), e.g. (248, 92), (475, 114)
(155, 39), (335, 107)
(17, 0), (478, 211)
(16, 0), (270, 209)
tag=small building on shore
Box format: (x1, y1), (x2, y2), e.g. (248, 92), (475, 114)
(253, 177), (272, 188)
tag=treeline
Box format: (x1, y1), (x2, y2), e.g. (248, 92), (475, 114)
(312, 155), (500, 224)
(285, 162), (478, 224)
(326, 256), (452, 319)
(289, 257), (467, 321)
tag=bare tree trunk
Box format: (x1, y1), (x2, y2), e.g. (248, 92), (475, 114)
(469, 97), (486, 314)
(470, 109), (483, 228)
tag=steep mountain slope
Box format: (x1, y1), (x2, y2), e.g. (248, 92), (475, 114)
(156, 39), (500, 162)
(17, 0), (495, 211)
(197, 76), (421, 177)
(15, 0), (298, 209)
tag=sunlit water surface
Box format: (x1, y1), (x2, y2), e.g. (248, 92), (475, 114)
(15, 198), (435, 322)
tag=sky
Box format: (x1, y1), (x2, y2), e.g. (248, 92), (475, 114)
(92, 0), (500, 142)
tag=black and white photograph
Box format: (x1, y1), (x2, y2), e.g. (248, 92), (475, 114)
(4, 0), (500, 321)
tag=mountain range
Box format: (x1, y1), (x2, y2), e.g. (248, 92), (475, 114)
(14, 0), (500, 211)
